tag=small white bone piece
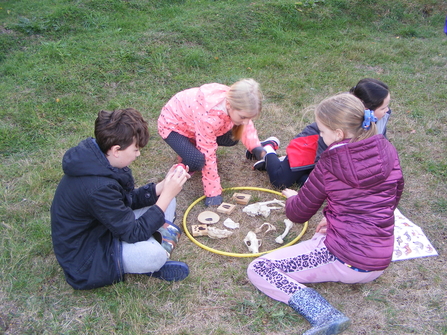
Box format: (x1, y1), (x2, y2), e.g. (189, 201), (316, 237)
(255, 222), (276, 235)
(244, 231), (262, 253)
(242, 199), (285, 218)
(275, 219), (294, 244)
(223, 218), (240, 229)
(207, 226), (233, 239)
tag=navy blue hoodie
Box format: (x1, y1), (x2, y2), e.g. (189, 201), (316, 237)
(51, 138), (165, 289)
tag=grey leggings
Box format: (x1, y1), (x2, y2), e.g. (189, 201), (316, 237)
(121, 199), (176, 274)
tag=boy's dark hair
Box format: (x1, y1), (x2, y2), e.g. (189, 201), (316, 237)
(349, 78), (389, 111)
(94, 108), (149, 153)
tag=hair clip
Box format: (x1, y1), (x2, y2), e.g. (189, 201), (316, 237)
(362, 109), (378, 130)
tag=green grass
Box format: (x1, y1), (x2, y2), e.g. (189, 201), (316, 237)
(1, 0), (447, 334)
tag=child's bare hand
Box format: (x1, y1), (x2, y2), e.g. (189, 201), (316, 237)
(155, 165), (190, 212)
(316, 217), (328, 234)
(282, 188), (298, 198)
(167, 164), (191, 178)
(164, 166), (189, 194)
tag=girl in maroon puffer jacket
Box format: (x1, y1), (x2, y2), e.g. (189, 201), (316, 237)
(247, 93), (404, 335)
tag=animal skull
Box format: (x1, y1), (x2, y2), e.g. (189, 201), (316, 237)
(275, 219), (294, 244)
(242, 199), (285, 218)
(244, 231), (262, 253)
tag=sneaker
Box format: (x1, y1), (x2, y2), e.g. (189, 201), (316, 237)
(147, 261), (189, 282)
(245, 137), (280, 160)
(253, 158), (266, 171)
(261, 136), (280, 150)
(253, 154), (286, 171)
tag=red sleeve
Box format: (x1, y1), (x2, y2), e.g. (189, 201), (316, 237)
(286, 135), (319, 170)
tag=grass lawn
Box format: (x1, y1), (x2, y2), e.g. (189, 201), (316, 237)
(1, 0), (446, 334)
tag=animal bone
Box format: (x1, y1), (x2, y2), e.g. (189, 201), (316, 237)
(275, 219), (294, 244)
(255, 222), (276, 235)
(242, 199), (285, 218)
(223, 218), (240, 229)
(207, 226), (233, 239)
(244, 231), (262, 253)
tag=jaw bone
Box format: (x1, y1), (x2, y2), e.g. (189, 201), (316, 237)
(255, 222), (276, 235)
(242, 199), (285, 218)
(275, 219), (294, 244)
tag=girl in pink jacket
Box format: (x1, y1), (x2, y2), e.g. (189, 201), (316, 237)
(158, 79), (277, 206)
(247, 93), (404, 335)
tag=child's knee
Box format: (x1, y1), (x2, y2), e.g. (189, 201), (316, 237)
(247, 258), (264, 280)
(141, 246), (168, 272)
(184, 154), (205, 171)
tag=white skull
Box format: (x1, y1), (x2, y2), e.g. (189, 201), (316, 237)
(244, 231), (262, 253)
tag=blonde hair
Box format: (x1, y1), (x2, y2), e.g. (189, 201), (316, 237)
(315, 93), (377, 143)
(227, 78), (263, 140)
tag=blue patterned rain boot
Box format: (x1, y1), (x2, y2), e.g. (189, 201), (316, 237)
(156, 221), (182, 257)
(288, 288), (351, 335)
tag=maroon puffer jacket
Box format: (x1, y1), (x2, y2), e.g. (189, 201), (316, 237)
(285, 134), (404, 271)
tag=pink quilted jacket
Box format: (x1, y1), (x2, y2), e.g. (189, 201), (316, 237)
(158, 83), (261, 197)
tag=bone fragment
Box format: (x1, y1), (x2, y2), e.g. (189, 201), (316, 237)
(255, 222), (276, 235)
(275, 219), (294, 244)
(244, 231), (262, 253)
(223, 218), (240, 229)
(207, 226), (233, 239)
(242, 199), (285, 218)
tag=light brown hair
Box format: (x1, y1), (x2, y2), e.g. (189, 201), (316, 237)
(227, 78), (263, 140)
(315, 93), (377, 143)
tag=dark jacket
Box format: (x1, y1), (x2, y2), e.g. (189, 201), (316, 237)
(285, 135), (404, 271)
(287, 109), (392, 171)
(51, 138), (165, 290)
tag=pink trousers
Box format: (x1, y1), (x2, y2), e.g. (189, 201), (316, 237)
(247, 233), (384, 304)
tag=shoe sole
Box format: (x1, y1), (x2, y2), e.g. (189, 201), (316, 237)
(261, 136), (280, 150)
(151, 262), (190, 282)
(303, 317), (351, 335)
(253, 160), (266, 171)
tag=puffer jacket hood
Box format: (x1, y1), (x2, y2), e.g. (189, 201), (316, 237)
(325, 135), (395, 189)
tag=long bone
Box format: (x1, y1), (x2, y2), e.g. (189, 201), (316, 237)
(244, 231), (262, 253)
(275, 219), (294, 244)
(242, 199), (285, 218)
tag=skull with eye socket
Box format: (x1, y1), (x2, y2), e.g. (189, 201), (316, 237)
(244, 231), (262, 253)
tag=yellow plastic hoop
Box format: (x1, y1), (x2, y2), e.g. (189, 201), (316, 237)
(182, 187), (308, 257)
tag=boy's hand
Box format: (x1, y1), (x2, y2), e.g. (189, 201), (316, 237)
(155, 165), (190, 211)
(164, 165), (189, 193)
(166, 163), (190, 178)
